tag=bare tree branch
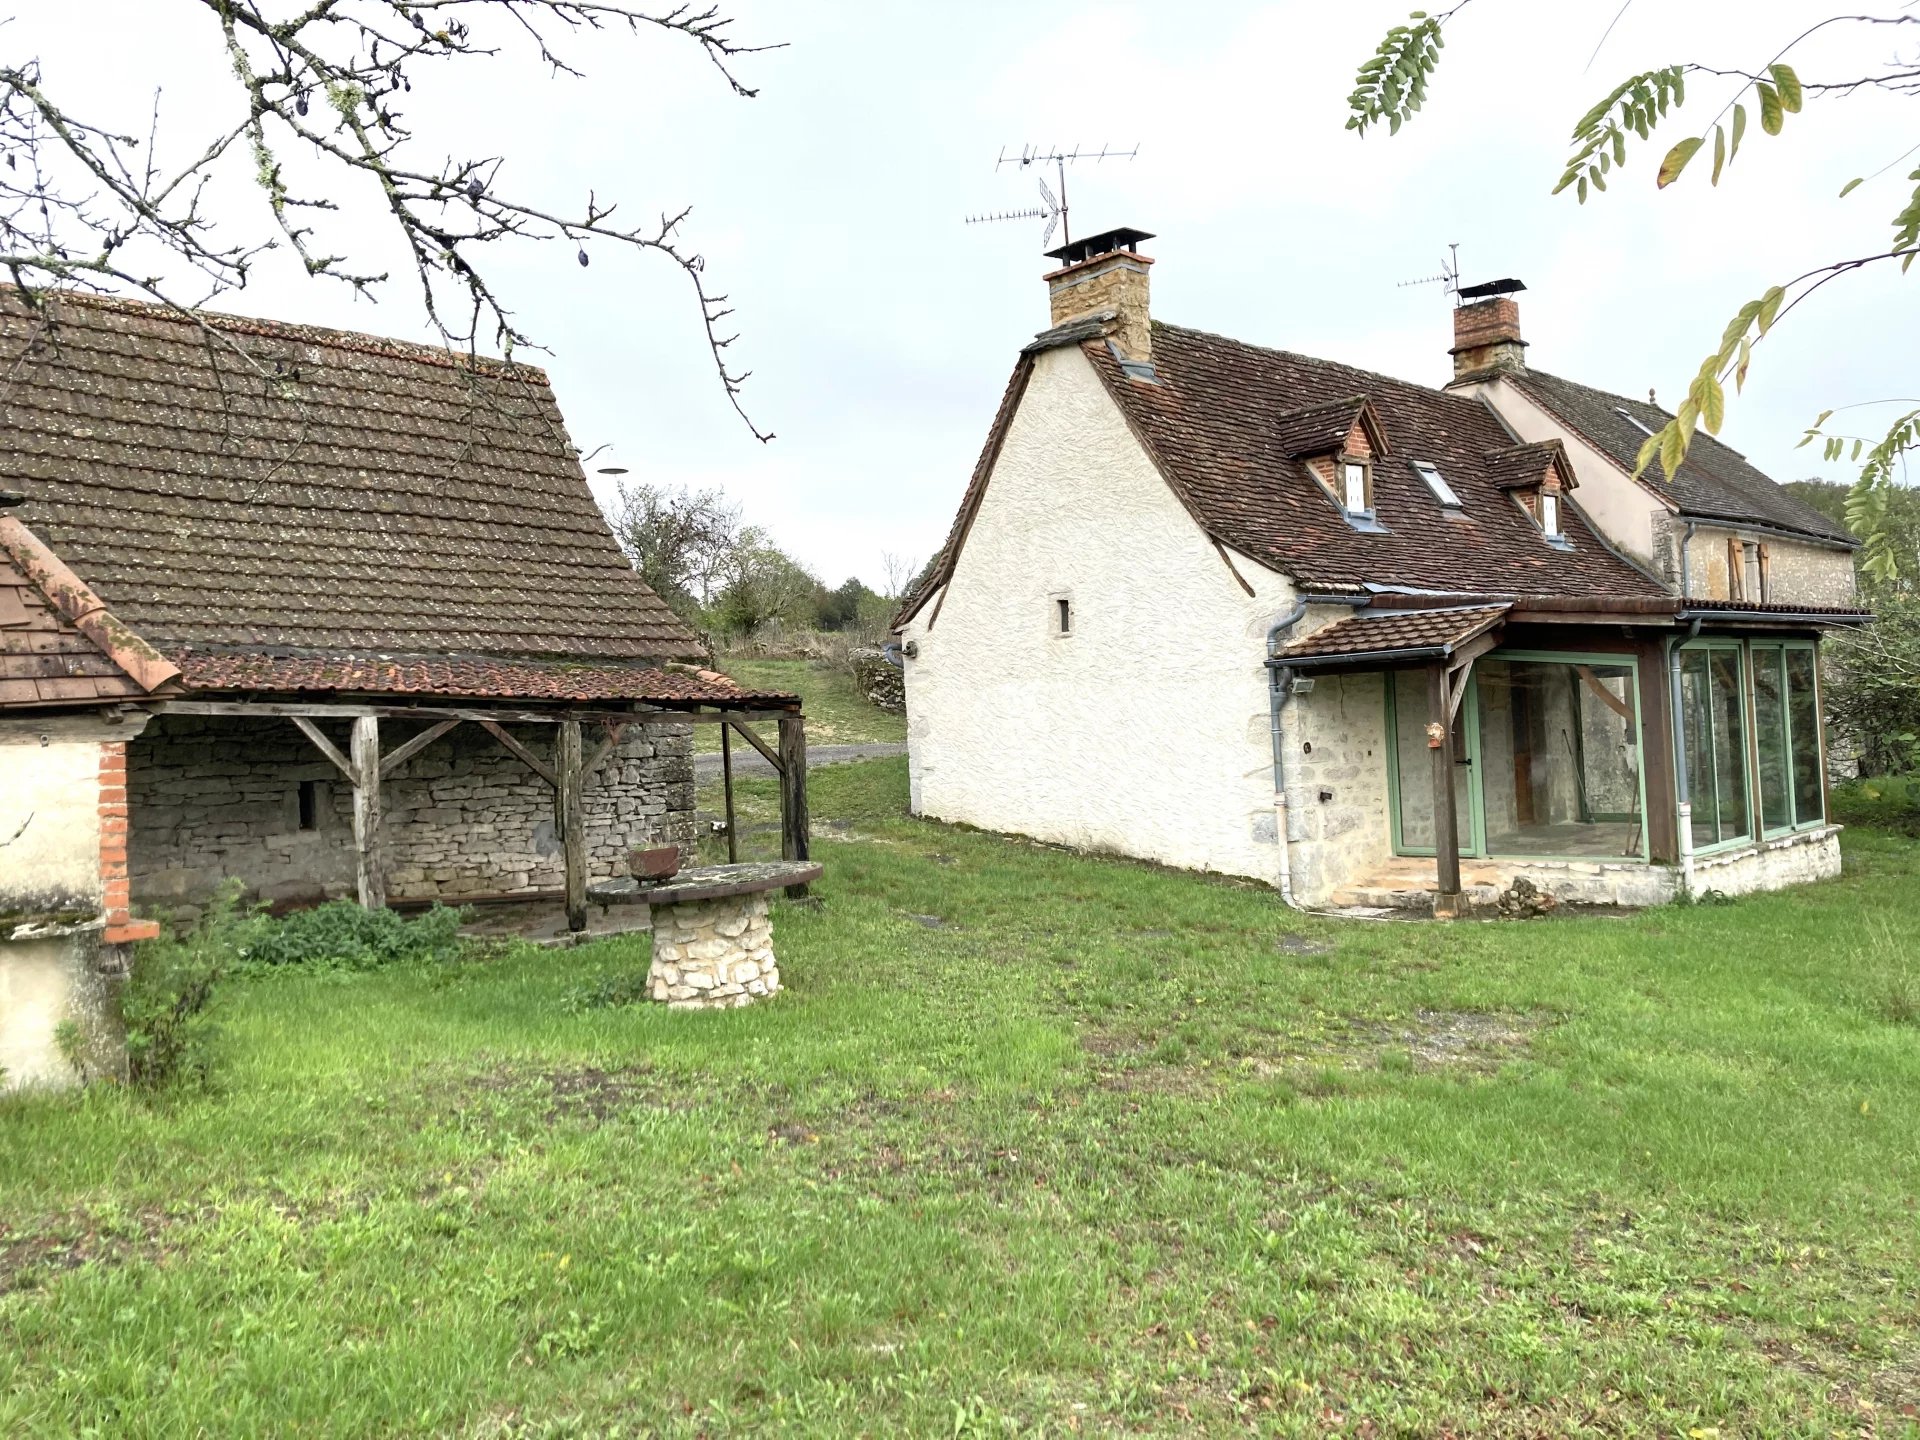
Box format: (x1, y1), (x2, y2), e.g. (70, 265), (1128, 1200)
(0, 2), (782, 439)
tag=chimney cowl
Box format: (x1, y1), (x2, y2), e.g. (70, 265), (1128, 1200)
(1044, 226), (1155, 364)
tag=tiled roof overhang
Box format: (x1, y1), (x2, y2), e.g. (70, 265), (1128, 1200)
(1277, 603), (1510, 669)
(171, 650), (796, 707)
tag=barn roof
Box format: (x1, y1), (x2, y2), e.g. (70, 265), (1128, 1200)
(0, 290), (771, 708)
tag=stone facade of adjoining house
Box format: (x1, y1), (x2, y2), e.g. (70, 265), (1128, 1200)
(645, 893), (779, 1008)
(127, 714), (695, 909)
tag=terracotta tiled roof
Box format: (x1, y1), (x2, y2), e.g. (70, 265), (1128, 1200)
(0, 288), (703, 666)
(1272, 396), (1379, 458)
(1482, 439), (1572, 492)
(1507, 369), (1855, 546)
(1086, 324), (1668, 596)
(173, 651), (795, 705)
(1, 515), (181, 706)
(1280, 604), (1511, 664)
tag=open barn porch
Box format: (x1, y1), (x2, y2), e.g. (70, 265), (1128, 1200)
(128, 693), (811, 936)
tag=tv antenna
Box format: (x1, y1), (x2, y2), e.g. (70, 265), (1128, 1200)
(1397, 242), (1461, 302)
(965, 143), (1140, 251)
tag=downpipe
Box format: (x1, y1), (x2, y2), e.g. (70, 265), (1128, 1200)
(1668, 613), (1703, 898)
(1264, 599), (1319, 910)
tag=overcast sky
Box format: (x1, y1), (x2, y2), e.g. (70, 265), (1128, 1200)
(15, 2), (1913, 589)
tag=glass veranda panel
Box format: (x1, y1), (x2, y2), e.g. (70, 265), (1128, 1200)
(1786, 648), (1824, 826)
(1390, 668), (1473, 854)
(1753, 646), (1794, 834)
(1475, 658), (1644, 858)
(1680, 647), (1751, 848)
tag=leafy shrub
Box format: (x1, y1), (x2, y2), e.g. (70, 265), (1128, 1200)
(124, 884), (256, 1090)
(561, 971), (652, 1013)
(242, 900), (466, 971)
(1833, 775), (1920, 835)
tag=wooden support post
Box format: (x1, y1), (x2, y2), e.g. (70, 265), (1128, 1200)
(556, 718), (586, 933)
(1427, 663), (1463, 919)
(720, 722), (739, 864)
(777, 713), (810, 898)
(350, 715), (385, 910)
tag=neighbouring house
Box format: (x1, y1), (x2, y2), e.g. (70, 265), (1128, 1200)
(0, 289), (808, 949)
(895, 229), (1870, 914)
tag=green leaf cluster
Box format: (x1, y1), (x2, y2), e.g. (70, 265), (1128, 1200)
(1554, 67), (1686, 203)
(1630, 285), (1784, 483)
(1346, 11), (1444, 138)
(1800, 406), (1920, 582)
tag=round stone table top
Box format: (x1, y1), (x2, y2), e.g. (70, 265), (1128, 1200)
(588, 861), (823, 908)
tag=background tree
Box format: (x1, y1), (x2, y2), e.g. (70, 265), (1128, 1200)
(609, 480), (742, 624)
(1, 1), (777, 436)
(709, 527), (821, 642)
(1347, 5), (1919, 576)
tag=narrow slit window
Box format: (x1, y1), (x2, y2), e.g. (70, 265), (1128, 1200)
(1342, 461), (1371, 516)
(1056, 597), (1072, 635)
(1412, 461), (1461, 509)
(297, 779), (320, 831)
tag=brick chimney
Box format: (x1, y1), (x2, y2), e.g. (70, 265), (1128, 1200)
(1450, 283), (1528, 378)
(1044, 227), (1155, 363)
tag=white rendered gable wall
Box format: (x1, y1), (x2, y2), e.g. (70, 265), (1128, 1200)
(899, 344), (1392, 895)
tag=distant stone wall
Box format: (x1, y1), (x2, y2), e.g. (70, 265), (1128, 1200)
(129, 714), (694, 908)
(848, 648), (905, 714)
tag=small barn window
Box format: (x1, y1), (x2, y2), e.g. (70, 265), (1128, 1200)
(297, 779), (321, 831)
(1056, 597), (1072, 635)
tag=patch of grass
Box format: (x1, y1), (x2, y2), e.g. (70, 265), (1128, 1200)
(3, 757), (1920, 1436)
(695, 657), (904, 752)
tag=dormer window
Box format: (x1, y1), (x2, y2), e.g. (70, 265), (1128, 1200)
(1342, 460), (1372, 516)
(1412, 461), (1461, 509)
(1539, 491), (1560, 538)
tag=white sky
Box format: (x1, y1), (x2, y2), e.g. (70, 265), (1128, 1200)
(13, 2), (1913, 589)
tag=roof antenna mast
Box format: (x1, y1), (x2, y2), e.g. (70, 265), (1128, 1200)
(1397, 242), (1461, 301)
(966, 143), (1141, 251)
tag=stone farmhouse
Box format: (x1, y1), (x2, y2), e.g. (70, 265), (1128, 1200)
(0, 290), (806, 948)
(895, 229), (1870, 914)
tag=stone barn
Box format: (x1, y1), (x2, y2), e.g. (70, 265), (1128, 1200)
(0, 289), (806, 947)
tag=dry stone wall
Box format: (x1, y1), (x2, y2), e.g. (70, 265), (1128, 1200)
(128, 714), (694, 907)
(645, 892), (779, 1008)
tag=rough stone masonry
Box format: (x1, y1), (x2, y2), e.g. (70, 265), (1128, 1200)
(128, 713), (696, 908)
(645, 892), (780, 1009)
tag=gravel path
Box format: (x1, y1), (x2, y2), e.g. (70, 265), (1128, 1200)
(693, 741), (906, 780)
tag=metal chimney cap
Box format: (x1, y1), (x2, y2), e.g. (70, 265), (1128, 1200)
(1456, 277), (1527, 301)
(1044, 227), (1155, 267)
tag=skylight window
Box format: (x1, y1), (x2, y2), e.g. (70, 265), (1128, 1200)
(1411, 461), (1461, 509)
(1614, 406), (1656, 437)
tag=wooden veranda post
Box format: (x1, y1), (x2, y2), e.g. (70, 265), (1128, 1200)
(720, 722), (739, 864)
(1427, 663), (1464, 919)
(350, 716), (386, 909)
(555, 718), (587, 932)
(777, 713), (810, 898)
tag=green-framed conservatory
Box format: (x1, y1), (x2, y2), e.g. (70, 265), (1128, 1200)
(1275, 596), (1872, 915)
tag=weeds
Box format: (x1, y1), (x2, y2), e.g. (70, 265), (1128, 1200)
(242, 900), (465, 971)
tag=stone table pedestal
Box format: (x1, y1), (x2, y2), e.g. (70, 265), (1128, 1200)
(588, 861), (822, 1011)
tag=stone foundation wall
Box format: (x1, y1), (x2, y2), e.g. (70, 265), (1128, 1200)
(1282, 672), (1394, 907)
(129, 714), (695, 907)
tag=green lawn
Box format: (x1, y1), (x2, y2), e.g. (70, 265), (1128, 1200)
(4, 758), (1919, 1437)
(697, 658), (905, 753)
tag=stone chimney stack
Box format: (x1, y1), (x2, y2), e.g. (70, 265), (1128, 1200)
(1450, 282), (1529, 378)
(1043, 227), (1155, 363)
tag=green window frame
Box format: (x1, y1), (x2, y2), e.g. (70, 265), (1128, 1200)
(1678, 637), (1827, 853)
(1750, 640), (1826, 836)
(1678, 640), (1753, 853)
(1384, 649), (1649, 864)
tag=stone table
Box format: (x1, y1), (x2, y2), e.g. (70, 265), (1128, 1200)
(588, 861), (822, 1009)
